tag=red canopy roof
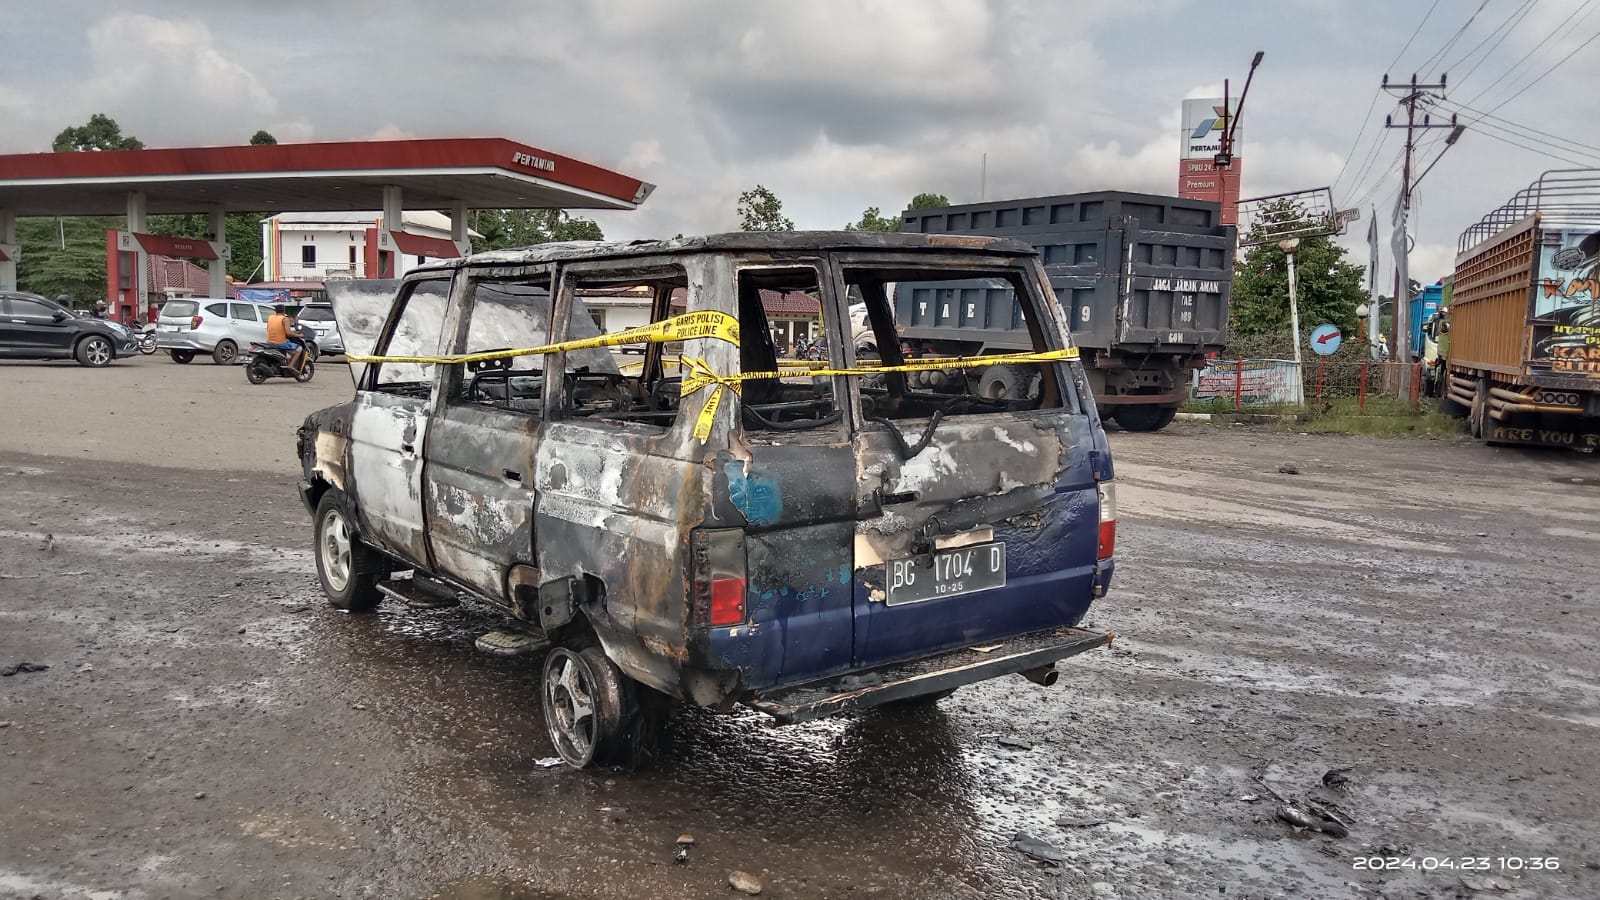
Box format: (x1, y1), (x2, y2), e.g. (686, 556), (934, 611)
(0, 138), (654, 217)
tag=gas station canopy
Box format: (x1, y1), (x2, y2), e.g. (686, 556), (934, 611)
(0, 137), (654, 216)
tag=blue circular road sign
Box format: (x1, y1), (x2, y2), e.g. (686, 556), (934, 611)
(1309, 323), (1342, 356)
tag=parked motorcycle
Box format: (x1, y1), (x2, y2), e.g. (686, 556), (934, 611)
(244, 339), (318, 384)
(136, 323), (158, 355)
(793, 336), (828, 361)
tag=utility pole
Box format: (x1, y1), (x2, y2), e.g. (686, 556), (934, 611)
(1382, 73), (1454, 401)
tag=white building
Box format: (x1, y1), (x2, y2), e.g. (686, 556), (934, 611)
(262, 211), (478, 281)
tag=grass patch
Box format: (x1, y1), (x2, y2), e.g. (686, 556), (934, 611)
(1182, 398), (1304, 416)
(1282, 396), (1466, 437)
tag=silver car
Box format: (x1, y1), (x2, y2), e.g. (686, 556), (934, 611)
(154, 298), (272, 365)
(293, 303), (344, 355)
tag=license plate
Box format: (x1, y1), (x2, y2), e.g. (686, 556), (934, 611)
(885, 541), (1006, 606)
(164, 325), (182, 332)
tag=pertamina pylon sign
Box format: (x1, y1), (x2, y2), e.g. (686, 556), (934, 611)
(1178, 98), (1242, 225)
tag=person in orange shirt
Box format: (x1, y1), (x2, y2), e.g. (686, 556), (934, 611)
(266, 304), (309, 371)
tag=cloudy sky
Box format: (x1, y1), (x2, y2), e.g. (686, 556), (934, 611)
(2, 0), (1597, 284)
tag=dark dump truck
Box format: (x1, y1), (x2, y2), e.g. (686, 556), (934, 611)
(893, 191), (1234, 431)
(1442, 169), (1600, 450)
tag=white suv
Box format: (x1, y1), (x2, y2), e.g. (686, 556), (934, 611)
(155, 298), (273, 364)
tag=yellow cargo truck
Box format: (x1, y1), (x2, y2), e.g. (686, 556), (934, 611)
(1444, 170), (1600, 450)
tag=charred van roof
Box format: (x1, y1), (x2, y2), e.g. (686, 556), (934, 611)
(412, 231), (1039, 275)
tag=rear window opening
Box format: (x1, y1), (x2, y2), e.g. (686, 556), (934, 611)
(296, 306), (335, 323)
(160, 301), (198, 319)
(846, 266), (1068, 421)
(734, 266), (841, 434)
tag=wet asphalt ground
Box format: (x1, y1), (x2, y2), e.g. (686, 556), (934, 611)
(2, 356), (1599, 899)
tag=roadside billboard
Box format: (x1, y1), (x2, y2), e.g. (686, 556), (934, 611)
(1178, 98), (1242, 225)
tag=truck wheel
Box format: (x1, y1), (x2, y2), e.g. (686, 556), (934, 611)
(977, 365), (1039, 401)
(1470, 378), (1489, 440)
(1114, 404), (1179, 432)
(314, 490), (384, 612)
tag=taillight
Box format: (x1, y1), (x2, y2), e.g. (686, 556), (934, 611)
(692, 528), (747, 627)
(1097, 480), (1116, 560)
(190, 315), (202, 330)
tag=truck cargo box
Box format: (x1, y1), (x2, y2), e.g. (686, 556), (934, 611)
(897, 191), (1233, 354)
(1444, 169), (1600, 449)
(891, 191), (1236, 430)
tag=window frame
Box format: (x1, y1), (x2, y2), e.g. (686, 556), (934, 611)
(545, 257), (694, 434)
(361, 271), (457, 396)
(8, 297), (58, 319)
(728, 259), (851, 441)
(439, 266), (558, 418)
(828, 253), (1078, 428)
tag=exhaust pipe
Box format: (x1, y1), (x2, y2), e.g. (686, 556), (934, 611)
(1020, 665), (1059, 687)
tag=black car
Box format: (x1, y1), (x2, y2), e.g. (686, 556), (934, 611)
(0, 291), (138, 367)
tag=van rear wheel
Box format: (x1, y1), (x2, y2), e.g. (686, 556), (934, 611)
(542, 646), (631, 769)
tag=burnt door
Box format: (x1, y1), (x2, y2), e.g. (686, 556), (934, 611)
(420, 272), (554, 603)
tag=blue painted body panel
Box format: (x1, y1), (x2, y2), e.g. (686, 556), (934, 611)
(707, 406), (1114, 695)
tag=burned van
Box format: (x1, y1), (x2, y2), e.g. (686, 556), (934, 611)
(296, 232), (1117, 769)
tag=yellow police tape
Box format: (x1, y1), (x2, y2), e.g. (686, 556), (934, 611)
(342, 307), (1077, 443)
(343, 310), (742, 365)
(680, 346), (1080, 441)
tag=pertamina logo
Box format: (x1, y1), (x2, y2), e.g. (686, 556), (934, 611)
(1191, 105), (1230, 139)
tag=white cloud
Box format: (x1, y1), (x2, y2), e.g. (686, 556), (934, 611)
(366, 124), (417, 142)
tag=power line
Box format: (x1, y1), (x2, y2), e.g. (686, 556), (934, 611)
(1437, 97), (1600, 158)
(1342, 127), (1396, 204)
(1388, 0), (1445, 72)
(1464, 123), (1600, 168)
(1449, 0), (1540, 86)
(1353, 131), (1447, 210)
(1475, 24), (1600, 114)
(1331, 90), (1383, 193)
(1416, 0), (1494, 74)
(1462, 0), (1598, 106)
(1453, 114), (1600, 164)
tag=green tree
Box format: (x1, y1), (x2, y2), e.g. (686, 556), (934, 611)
(19, 118), (147, 301)
(1231, 233), (1366, 339)
(52, 114), (144, 152)
(736, 185), (794, 232)
(469, 209), (605, 252)
(15, 216), (121, 304)
(851, 206), (902, 232)
(844, 207), (900, 232)
(146, 212), (266, 283)
(907, 192), (951, 210)
(248, 130), (278, 145)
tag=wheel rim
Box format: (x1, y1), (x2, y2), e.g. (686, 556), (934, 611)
(543, 649), (597, 767)
(319, 507), (353, 592)
(217, 342), (236, 363)
(86, 339), (111, 366)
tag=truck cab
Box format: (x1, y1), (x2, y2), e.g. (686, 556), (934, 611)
(296, 232), (1116, 768)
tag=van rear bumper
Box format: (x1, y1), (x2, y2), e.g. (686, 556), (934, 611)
(742, 626), (1110, 724)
